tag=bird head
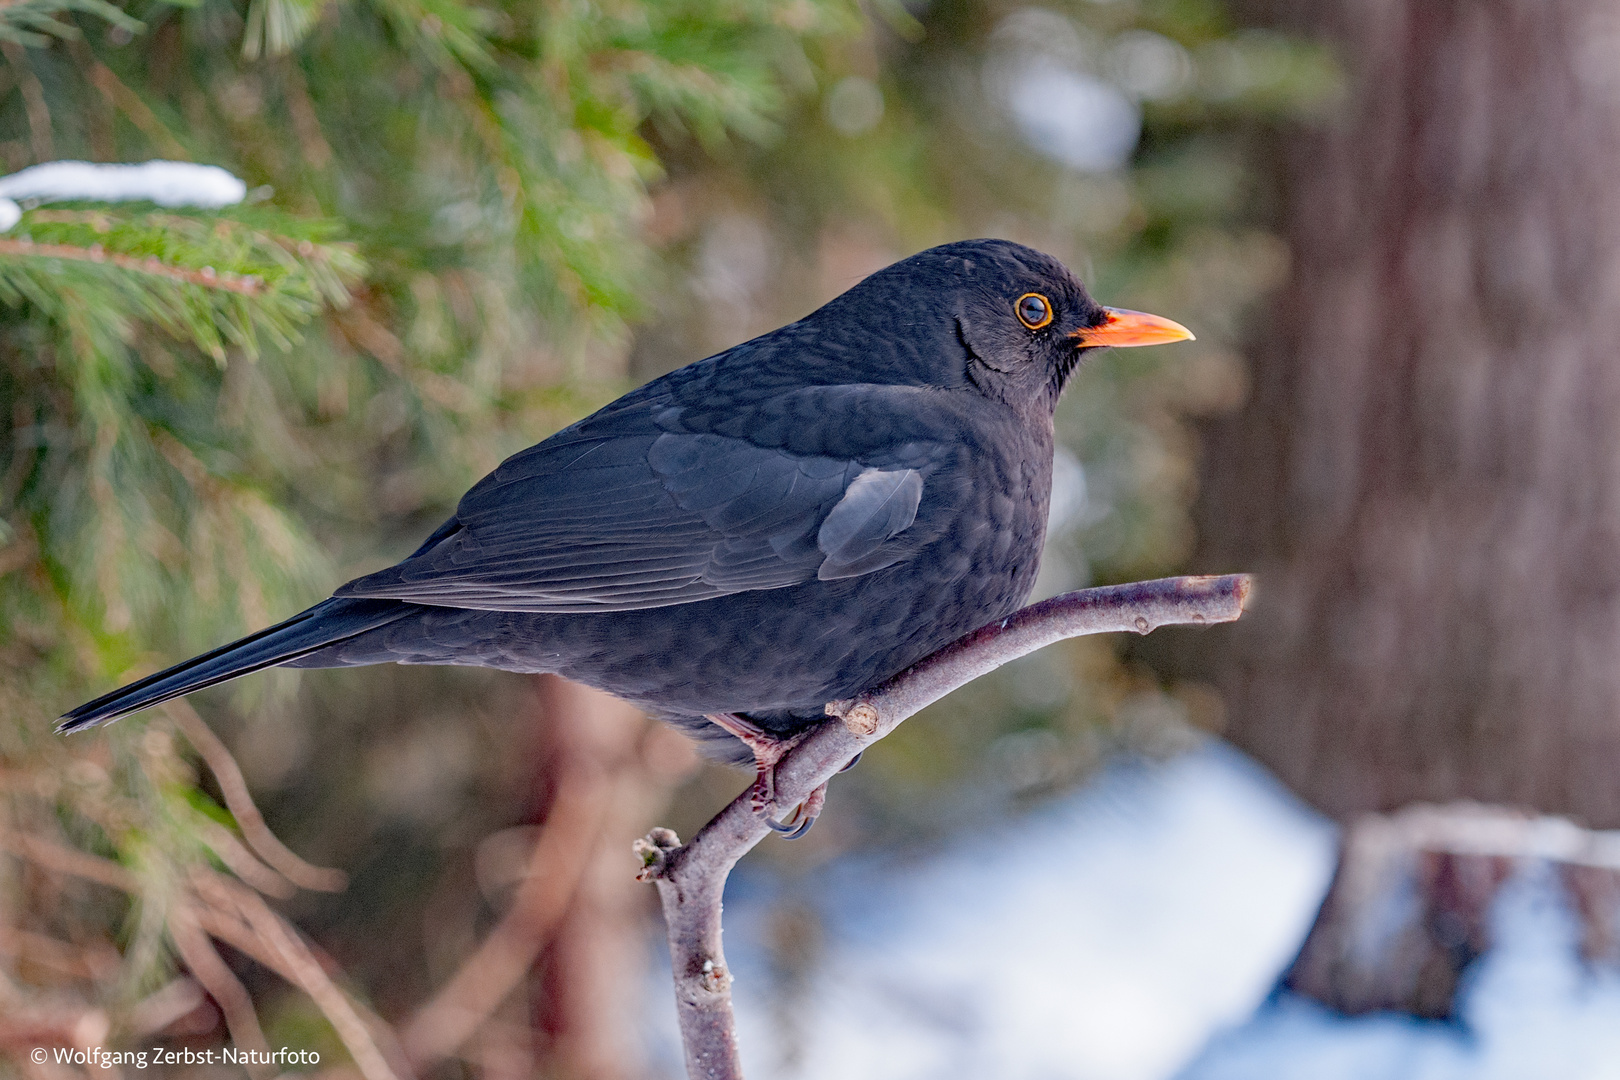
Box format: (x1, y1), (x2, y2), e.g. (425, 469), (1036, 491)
(814, 238), (1192, 412)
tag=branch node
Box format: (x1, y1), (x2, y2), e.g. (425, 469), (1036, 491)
(633, 827), (681, 882)
(697, 957), (730, 995)
(830, 700), (880, 736)
(1134, 615), (1150, 633)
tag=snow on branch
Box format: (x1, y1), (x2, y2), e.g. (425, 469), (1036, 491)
(636, 573), (1253, 1080)
(0, 160), (247, 230)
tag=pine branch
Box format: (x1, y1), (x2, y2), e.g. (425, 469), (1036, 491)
(0, 0), (139, 47)
(0, 236), (266, 295)
(0, 204), (362, 361)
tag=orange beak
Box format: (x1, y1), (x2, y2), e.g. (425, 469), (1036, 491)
(1070, 307), (1195, 348)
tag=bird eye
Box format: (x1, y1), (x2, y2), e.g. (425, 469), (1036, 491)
(1015, 293), (1053, 330)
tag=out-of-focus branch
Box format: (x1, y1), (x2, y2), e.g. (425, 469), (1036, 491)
(0, 926), (117, 981)
(1290, 802), (1620, 1019)
(402, 770), (607, 1067)
(124, 979), (208, 1038)
(167, 904), (271, 1075)
(1, 42), (52, 163)
(0, 1003), (108, 1056)
(195, 821), (296, 900)
(0, 830), (137, 892)
(405, 676), (695, 1076)
(168, 700), (347, 892)
(189, 870), (409, 1080)
(78, 53), (189, 160)
(636, 574), (1252, 1080)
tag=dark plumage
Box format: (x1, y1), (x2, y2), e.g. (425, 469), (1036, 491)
(60, 239), (1190, 772)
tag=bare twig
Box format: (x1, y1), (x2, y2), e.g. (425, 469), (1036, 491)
(64, 40), (115, 161)
(195, 821), (297, 900)
(189, 871), (408, 1080)
(0, 1002), (108, 1052)
(167, 903), (271, 1072)
(281, 59), (334, 171)
(1354, 803), (1620, 869)
(0, 926), (117, 982)
(636, 574), (1252, 1080)
(0, 830), (138, 893)
(168, 700), (347, 892)
(124, 978), (208, 1038)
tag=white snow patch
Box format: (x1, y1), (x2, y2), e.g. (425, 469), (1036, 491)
(0, 160), (247, 231)
(1179, 861), (1620, 1080)
(648, 744), (1339, 1080)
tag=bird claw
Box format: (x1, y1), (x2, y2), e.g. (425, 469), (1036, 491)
(705, 713), (825, 838)
(765, 782), (826, 840)
(765, 810), (815, 840)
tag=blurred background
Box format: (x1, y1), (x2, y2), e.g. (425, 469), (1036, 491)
(3, 0), (1619, 1077)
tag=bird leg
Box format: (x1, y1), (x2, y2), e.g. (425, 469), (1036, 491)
(760, 750), (861, 840)
(703, 712), (821, 837)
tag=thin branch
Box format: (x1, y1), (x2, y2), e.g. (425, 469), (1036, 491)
(281, 58), (333, 171)
(124, 978), (208, 1038)
(168, 700), (347, 892)
(79, 54), (190, 161)
(166, 904), (271, 1073)
(1355, 802), (1620, 870)
(65, 40), (115, 161)
(0, 926), (116, 981)
(0, 829), (138, 892)
(0, 1003), (109, 1052)
(635, 574), (1252, 1080)
(2, 42), (52, 163)
(0, 237), (266, 296)
(195, 821), (297, 900)
(189, 870), (408, 1080)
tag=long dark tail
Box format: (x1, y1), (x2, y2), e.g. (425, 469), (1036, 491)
(58, 598), (412, 733)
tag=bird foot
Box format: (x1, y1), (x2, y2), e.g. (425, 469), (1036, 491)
(704, 713), (818, 837)
(764, 751), (858, 838)
(764, 782), (827, 840)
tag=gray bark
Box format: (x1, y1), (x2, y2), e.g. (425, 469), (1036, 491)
(1200, 0), (1620, 826)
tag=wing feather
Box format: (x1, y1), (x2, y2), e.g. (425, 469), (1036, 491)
(335, 390), (944, 612)
(817, 468), (925, 579)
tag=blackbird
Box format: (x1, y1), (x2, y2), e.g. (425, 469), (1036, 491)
(60, 239), (1191, 835)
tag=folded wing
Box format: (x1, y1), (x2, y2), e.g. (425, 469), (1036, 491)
(335, 421), (931, 613)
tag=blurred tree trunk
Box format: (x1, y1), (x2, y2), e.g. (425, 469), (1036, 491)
(1201, 0), (1620, 827)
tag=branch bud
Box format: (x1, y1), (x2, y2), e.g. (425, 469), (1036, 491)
(633, 827), (681, 882)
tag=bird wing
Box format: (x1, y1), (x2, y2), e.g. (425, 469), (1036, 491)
(333, 410), (935, 613)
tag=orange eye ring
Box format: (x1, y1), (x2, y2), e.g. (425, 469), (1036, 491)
(1015, 292), (1054, 330)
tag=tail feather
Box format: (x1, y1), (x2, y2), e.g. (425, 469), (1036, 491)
(58, 598), (410, 733)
